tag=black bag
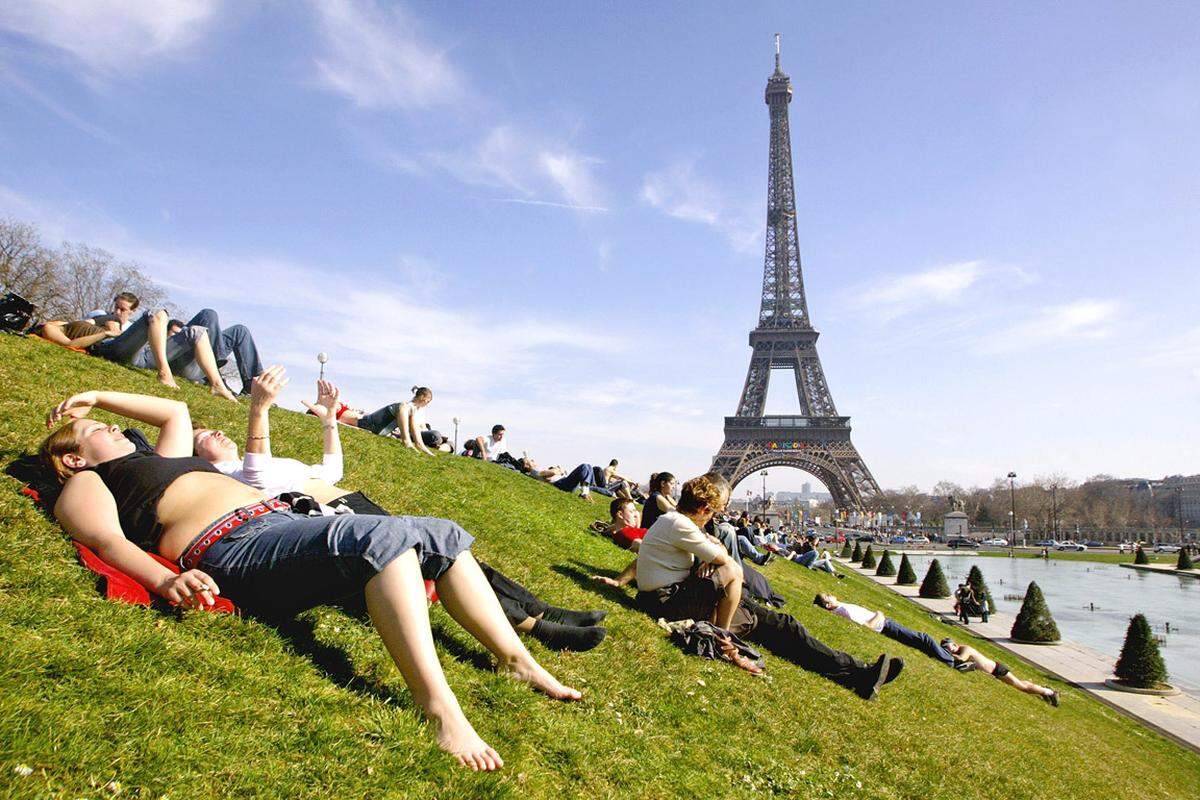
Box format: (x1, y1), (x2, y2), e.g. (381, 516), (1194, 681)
(0, 292), (36, 334)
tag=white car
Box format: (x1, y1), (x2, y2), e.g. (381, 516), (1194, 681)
(908, 535), (929, 544)
(981, 537), (1008, 546)
(1055, 542), (1087, 552)
(1154, 544), (1181, 554)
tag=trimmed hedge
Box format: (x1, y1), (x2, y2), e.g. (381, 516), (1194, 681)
(896, 553), (918, 585)
(1113, 613), (1168, 688)
(1177, 548), (1194, 571)
(919, 559), (950, 598)
(851, 541), (863, 562)
(860, 545), (877, 570)
(1011, 581), (1060, 643)
(839, 540), (852, 559)
(966, 564), (996, 613)
(1134, 546), (1149, 565)
(875, 550), (896, 577)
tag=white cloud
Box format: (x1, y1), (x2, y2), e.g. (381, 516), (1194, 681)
(1141, 326), (1200, 368)
(980, 299), (1121, 353)
(311, 0), (461, 110)
(864, 261), (985, 307)
(0, 0), (221, 76)
(641, 158), (759, 251)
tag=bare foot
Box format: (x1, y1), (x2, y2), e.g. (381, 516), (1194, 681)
(501, 656), (583, 701)
(158, 372), (180, 389)
(433, 715), (503, 771)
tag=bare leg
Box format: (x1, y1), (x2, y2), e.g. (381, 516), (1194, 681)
(364, 550), (502, 771)
(713, 573), (742, 630)
(1000, 672), (1053, 698)
(435, 552), (582, 701)
(191, 331), (237, 401)
(147, 310), (179, 389)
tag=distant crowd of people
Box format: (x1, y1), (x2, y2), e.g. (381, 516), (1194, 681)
(26, 290), (1059, 773)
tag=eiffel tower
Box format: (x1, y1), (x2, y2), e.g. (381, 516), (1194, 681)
(710, 36), (881, 510)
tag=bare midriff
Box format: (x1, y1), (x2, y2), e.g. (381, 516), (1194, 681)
(156, 472), (265, 562)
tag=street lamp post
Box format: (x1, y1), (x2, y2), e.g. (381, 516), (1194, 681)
(452, 417), (460, 453)
(760, 471), (769, 512)
(1179, 486), (1186, 546)
(1051, 484), (1058, 541)
(1007, 472), (1017, 551)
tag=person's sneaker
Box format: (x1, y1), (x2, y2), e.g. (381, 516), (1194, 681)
(883, 657), (905, 685)
(855, 655), (890, 701)
(836, 573), (846, 580)
(1043, 690), (1060, 708)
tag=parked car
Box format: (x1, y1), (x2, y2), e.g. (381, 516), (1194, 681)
(1155, 544), (1181, 553)
(889, 535), (909, 545)
(1055, 542), (1087, 551)
(908, 535), (930, 544)
(981, 537), (1008, 546)
(1083, 540), (1105, 548)
(947, 537), (979, 549)
(1033, 539), (1059, 548)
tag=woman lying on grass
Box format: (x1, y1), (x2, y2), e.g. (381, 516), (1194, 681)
(192, 366), (607, 653)
(40, 389), (582, 772)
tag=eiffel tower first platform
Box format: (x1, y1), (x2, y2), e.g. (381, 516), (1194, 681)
(710, 37), (881, 510)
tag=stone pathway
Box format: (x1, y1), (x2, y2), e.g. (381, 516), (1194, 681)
(836, 556), (1200, 754)
(1119, 563), (1200, 580)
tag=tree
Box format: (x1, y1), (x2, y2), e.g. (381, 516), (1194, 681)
(0, 217), (64, 317)
(1177, 548), (1194, 571)
(1011, 582), (1060, 643)
(875, 550), (896, 577)
(851, 541), (863, 562)
(1113, 614), (1168, 688)
(966, 564), (996, 613)
(896, 553), (917, 585)
(839, 539), (852, 559)
(919, 559), (950, 598)
(860, 545), (876, 570)
(1134, 546), (1149, 565)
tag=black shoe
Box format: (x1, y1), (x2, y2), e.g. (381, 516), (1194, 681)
(855, 655), (890, 701)
(883, 657), (904, 685)
(542, 607), (608, 627)
(836, 573), (846, 580)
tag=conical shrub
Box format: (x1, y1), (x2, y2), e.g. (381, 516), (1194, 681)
(875, 550), (896, 577)
(1113, 613), (1168, 688)
(919, 559), (950, 598)
(966, 564), (996, 613)
(1177, 548), (1194, 571)
(896, 553), (918, 585)
(851, 541), (863, 562)
(839, 540), (852, 559)
(1011, 581), (1060, 643)
(1134, 546), (1149, 565)
(860, 545), (877, 570)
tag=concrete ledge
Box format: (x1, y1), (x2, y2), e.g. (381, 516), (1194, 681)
(1104, 678), (1181, 697)
(1118, 563), (1200, 579)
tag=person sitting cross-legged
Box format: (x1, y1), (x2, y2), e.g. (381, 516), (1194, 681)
(592, 472), (902, 699)
(40, 389), (582, 771)
(940, 638), (1060, 707)
(813, 593), (955, 667)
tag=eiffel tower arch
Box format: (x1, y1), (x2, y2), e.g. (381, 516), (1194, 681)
(710, 37), (881, 510)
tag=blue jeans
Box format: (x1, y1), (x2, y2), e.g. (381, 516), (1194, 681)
(356, 403), (400, 436)
(881, 618), (956, 667)
(550, 463), (593, 493)
(197, 510), (473, 620)
(175, 309), (263, 393)
(737, 535), (771, 566)
(89, 311), (154, 363)
(131, 320), (208, 374)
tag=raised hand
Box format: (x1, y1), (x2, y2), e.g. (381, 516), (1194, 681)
(301, 379), (341, 423)
(46, 391), (100, 428)
(249, 365), (289, 412)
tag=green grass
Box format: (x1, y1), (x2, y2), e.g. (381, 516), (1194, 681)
(2, 335), (1198, 799)
(960, 549), (1178, 565)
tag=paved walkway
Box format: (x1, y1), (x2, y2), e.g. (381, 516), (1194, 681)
(1119, 563), (1200, 580)
(835, 556), (1200, 755)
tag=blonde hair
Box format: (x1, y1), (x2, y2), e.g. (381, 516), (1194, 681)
(677, 473), (730, 514)
(40, 422), (83, 484)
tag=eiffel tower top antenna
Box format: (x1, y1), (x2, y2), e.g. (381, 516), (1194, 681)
(774, 33), (781, 72)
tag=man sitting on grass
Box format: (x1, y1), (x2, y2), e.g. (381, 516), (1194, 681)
(593, 472), (902, 699)
(813, 593), (955, 666)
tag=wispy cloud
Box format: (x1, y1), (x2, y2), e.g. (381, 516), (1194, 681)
(310, 0), (461, 110)
(640, 158), (759, 251)
(843, 260), (1039, 325)
(0, 0), (222, 77)
(1141, 326), (1200, 368)
(979, 299), (1121, 353)
(0, 60), (116, 141)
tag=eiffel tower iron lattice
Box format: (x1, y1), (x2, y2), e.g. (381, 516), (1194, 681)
(710, 37), (881, 510)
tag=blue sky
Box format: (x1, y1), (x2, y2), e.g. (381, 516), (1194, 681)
(2, 1), (1197, 495)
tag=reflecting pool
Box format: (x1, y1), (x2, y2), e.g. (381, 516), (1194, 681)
(901, 553), (1200, 695)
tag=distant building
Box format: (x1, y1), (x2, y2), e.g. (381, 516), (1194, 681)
(1158, 475), (1200, 524)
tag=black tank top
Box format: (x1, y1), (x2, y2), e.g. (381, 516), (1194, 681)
(641, 492), (668, 529)
(88, 451), (222, 551)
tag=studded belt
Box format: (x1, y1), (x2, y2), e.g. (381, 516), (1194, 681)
(179, 498), (289, 570)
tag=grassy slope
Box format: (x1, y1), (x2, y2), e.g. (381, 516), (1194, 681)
(1, 335), (1197, 800)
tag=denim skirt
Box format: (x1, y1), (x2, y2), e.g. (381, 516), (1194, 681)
(197, 510), (473, 619)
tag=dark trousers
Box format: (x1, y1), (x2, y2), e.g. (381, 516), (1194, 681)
(551, 463), (594, 493)
(637, 575), (864, 682)
(478, 562), (549, 626)
(185, 308), (263, 393)
(881, 618), (956, 667)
